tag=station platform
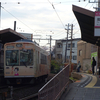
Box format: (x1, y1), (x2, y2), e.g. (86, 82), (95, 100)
(60, 73), (100, 100)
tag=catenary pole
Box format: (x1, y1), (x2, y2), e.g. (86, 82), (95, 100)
(65, 24), (69, 63)
(69, 24), (73, 75)
(98, 0), (100, 11)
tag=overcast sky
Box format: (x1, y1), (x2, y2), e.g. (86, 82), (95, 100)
(0, 0), (97, 47)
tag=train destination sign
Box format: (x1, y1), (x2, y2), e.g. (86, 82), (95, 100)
(94, 11), (100, 36)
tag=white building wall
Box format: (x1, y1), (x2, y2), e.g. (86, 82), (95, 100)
(62, 39), (80, 64)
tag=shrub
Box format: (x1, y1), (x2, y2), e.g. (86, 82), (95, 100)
(51, 60), (61, 74)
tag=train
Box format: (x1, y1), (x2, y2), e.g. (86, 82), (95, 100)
(4, 39), (50, 84)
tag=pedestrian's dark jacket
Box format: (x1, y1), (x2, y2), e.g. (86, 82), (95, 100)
(92, 58), (96, 67)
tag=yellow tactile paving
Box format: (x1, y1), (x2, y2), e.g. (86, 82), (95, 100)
(85, 75), (97, 88)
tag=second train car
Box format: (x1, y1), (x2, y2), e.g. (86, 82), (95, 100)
(4, 39), (50, 84)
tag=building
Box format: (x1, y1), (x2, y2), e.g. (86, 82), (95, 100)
(55, 38), (81, 64)
(77, 40), (97, 71)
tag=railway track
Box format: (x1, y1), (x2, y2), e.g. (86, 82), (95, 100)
(5, 81), (46, 100)
(0, 73), (55, 100)
(0, 84), (39, 100)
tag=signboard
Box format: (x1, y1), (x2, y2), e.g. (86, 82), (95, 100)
(94, 11), (100, 36)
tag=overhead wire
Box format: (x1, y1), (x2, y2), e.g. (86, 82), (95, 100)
(71, 2), (90, 37)
(48, 0), (65, 29)
(1, 1), (79, 4)
(1, 1), (94, 42)
(89, 2), (94, 9)
(1, 5), (36, 32)
(52, 1), (90, 39)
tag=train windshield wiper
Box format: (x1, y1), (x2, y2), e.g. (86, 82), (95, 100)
(22, 61), (27, 67)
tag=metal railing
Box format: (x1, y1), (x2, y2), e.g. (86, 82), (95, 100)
(38, 65), (69, 100)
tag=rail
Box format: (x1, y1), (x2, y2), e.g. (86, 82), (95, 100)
(38, 64), (69, 100)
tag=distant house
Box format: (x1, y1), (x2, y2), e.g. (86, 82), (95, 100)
(55, 38), (81, 64)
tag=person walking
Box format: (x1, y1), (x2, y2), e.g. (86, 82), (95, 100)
(92, 57), (96, 75)
(77, 61), (81, 72)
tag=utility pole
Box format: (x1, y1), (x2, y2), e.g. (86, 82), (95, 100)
(50, 35), (52, 56)
(46, 35), (52, 72)
(33, 36), (54, 56)
(89, 0), (100, 11)
(69, 24), (73, 75)
(98, 0), (100, 11)
(14, 21), (16, 31)
(65, 23), (70, 63)
(46, 35), (52, 56)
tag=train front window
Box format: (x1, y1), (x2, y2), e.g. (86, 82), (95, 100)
(6, 50), (19, 66)
(20, 49), (33, 66)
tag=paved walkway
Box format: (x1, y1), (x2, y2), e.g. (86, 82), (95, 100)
(60, 73), (100, 100)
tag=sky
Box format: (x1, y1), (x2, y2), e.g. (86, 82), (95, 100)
(0, 0), (97, 48)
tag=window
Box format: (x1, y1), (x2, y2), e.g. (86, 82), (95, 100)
(41, 54), (47, 64)
(67, 56), (70, 59)
(6, 49), (33, 66)
(57, 54), (62, 59)
(68, 44), (71, 48)
(73, 56), (77, 60)
(57, 43), (62, 48)
(72, 43), (75, 48)
(68, 43), (75, 48)
(79, 50), (82, 56)
(20, 49), (33, 66)
(6, 50), (19, 66)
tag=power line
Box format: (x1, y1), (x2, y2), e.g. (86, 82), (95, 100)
(52, 30), (65, 37)
(48, 0), (65, 29)
(89, 2), (94, 9)
(0, 1), (80, 4)
(1, 5), (36, 32)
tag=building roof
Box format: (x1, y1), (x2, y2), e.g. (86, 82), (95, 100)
(72, 5), (100, 46)
(0, 28), (27, 45)
(56, 38), (81, 42)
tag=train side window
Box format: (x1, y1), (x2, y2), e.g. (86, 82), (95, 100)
(41, 53), (47, 64)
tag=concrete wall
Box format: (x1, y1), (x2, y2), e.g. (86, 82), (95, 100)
(77, 41), (91, 70)
(83, 59), (91, 71)
(77, 40), (97, 71)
